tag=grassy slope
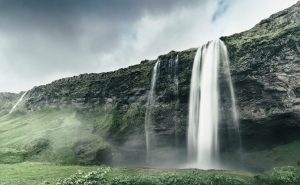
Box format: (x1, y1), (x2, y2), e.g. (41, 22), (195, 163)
(0, 108), (112, 164)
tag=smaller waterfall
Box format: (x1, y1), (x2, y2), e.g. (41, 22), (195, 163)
(167, 54), (180, 150)
(220, 44), (239, 129)
(145, 59), (160, 163)
(168, 54), (179, 104)
(174, 54), (179, 103)
(219, 42), (241, 162)
(9, 91), (27, 114)
(172, 55), (180, 147)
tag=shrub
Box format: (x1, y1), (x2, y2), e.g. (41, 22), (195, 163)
(56, 167), (111, 185)
(111, 175), (159, 185)
(258, 166), (300, 185)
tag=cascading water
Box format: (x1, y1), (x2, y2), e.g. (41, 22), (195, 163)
(168, 55), (180, 145)
(9, 91), (27, 114)
(170, 54), (180, 148)
(173, 54), (179, 105)
(173, 54), (180, 147)
(145, 59), (160, 163)
(220, 44), (239, 130)
(187, 39), (240, 169)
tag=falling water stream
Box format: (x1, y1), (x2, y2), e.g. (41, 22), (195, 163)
(9, 91), (27, 114)
(173, 55), (180, 147)
(187, 39), (240, 169)
(145, 59), (161, 163)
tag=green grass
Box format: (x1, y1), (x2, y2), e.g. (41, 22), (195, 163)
(0, 108), (112, 164)
(243, 139), (300, 169)
(0, 162), (256, 185)
(1, 162), (300, 185)
(0, 162), (100, 185)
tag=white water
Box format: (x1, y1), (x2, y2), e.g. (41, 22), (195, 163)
(172, 55), (180, 147)
(9, 91), (27, 114)
(145, 59), (160, 162)
(187, 39), (240, 169)
(168, 54), (179, 102)
(220, 43), (240, 130)
(174, 54), (179, 100)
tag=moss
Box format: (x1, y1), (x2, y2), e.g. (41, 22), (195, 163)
(222, 22), (300, 71)
(109, 106), (146, 137)
(51, 147), (78, 165)
(72, 139), (112, 165)
(24, 138), (50, 155)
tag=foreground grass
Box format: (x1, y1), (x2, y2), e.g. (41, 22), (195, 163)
(243, 139), (300, 169)
(2, 162), (300, 185)
(0, 162), (100, 185)
(0, 162), (254, 185)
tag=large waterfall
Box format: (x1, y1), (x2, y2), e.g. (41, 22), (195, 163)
(9, 91), (27, 114)
(187, 39), (240, 169)
(145, 59), (161, 163)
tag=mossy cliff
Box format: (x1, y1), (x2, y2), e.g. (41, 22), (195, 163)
(0, 2), (299, 169)
(221, 1), (300, 169)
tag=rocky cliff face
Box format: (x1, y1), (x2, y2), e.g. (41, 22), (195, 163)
(1, 2), (299, 168)
(222, 1), (300, 151)
(23, 49), (196, 165)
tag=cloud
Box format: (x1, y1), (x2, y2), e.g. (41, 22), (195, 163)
(0, 0), (298, 92)
(212, 0), (234, 22)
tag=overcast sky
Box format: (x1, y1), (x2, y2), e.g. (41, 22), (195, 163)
(0, 0), (298, 93)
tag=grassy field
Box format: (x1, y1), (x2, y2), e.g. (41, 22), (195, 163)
(0, 162), (255, 185)
(1, 162), (300, 185)
(243, 139), (300, 169)
(0, 162), (100, 185)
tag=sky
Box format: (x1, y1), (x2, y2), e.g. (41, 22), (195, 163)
(0, 0), (298, 93)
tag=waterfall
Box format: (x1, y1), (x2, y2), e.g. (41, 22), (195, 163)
(174, 54), (179, 104)
(187, 39), (240, 169)
(9, 91), (27, 114)
(171, 54), (180, 148)
(168, 54), (179, 104)
(221, 44), (239, 129)
(145, 59), (160, 163)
